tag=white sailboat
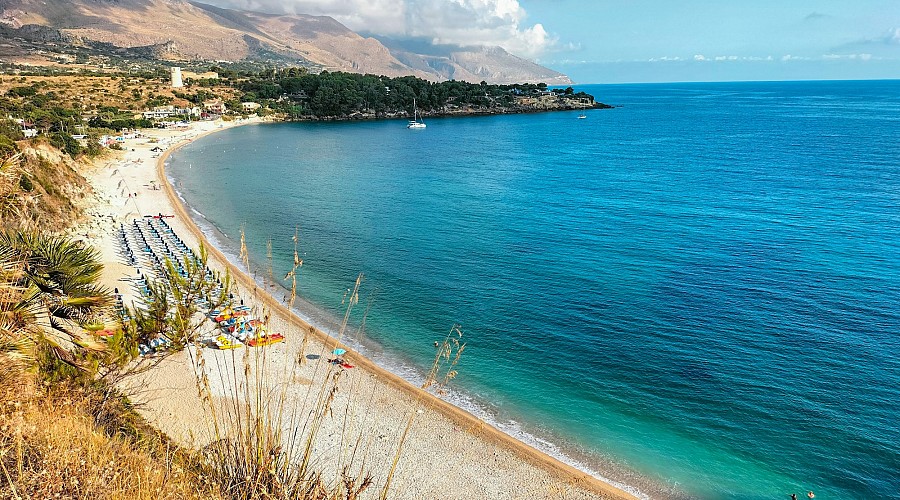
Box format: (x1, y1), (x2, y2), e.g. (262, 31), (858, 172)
(407, 98), (426, 129)
(578, 100), (587, 119)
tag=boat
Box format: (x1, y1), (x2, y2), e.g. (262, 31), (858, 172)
(214, 307), (233, 323)
(229, 318), (261, 337)
(247, 333), (285, 347)
(245, 323), (284, 347)
(215, 335), (243, 350)
(95, 329), (117, 338)
(407, 98), (426, 129)
(578, 101), (587, 119)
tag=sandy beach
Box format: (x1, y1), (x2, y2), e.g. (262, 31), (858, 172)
(77, 118), (639, 500)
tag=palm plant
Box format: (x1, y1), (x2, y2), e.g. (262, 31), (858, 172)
(0, 245), (35, 382)
(0, 231), (112, 367)
(0, 153), (27, 228)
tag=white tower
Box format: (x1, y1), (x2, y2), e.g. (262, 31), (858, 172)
(171, 67), (183, 88)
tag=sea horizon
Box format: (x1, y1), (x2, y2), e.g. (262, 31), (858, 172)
(570, 78), (900, 86)
(166, 79), (900, 499)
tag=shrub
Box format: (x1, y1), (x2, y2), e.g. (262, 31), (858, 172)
(7, 85), (36, 97)
(84, 138), (103, 157)
(0, 118), (25, 141)
(19, 173), (33, 192)
(0, 135), (18, 158)
(48, 132), (83, 157)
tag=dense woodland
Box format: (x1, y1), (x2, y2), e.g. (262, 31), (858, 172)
(223, 69), (596, 118)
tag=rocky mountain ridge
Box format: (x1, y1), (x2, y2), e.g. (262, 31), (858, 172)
(0, 0), (572, 84)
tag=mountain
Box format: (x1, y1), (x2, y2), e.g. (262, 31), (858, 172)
(373, 36), (572, 85)
(0, 0), (572, 84)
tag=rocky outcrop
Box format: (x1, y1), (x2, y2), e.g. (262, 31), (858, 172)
(371, 37), (571, 85)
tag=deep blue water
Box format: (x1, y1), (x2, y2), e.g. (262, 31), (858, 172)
(167, 80), (900, 499)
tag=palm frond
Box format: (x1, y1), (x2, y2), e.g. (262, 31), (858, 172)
(0, 230), (113, 374)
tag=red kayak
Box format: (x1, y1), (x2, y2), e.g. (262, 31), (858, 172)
(247, 333), (285, 347)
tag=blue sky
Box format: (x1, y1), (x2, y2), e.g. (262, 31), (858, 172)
(523, 0), (900, 82)
(210, 0), (900, 83)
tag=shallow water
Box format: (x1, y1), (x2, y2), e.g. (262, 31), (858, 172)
(168, 80), (900, 499)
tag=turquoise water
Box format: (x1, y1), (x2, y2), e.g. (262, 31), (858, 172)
(167, 80), (900, 499)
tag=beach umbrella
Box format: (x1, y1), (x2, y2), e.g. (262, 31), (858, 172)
(332, 348), (347, 356)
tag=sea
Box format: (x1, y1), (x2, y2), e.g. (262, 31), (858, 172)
(166, 80), (900, 499)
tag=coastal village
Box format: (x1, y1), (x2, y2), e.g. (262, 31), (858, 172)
(3, 65), (604, 153)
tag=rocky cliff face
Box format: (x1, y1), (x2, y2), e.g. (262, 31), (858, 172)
(0, 0), (571, 84)
(385, 42), (572, 85)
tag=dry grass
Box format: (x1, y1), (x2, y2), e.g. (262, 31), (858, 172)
(180, 227), (467, 499)
(0, 377), (220, 500)
(0, 221), (469, 500)
(0, 146), (92, 234)
(0, 75), (238, 113)
(190, 269), (378, 499)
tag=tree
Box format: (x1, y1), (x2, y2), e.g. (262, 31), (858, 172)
(0, 119), (25, 141)
(126, 243), (232, 350)
(49, 132), (83, 157)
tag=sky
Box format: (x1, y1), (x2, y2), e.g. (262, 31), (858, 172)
(207, 0), (900, 83)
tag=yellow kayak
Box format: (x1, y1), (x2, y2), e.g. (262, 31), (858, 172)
(215, 335), (243, 349)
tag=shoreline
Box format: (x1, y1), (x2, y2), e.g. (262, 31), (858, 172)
(89, 118), (641, 499)
(279, 102), (614, 122)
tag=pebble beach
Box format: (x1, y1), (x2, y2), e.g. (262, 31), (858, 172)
(74, 118), (637, 500)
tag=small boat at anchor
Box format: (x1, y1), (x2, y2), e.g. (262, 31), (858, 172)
(407, 97), (426, 129)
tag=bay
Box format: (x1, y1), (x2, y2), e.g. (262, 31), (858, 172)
(167, 80), (900, 499)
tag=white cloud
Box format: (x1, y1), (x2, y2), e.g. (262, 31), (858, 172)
(202, 0), (556, 58)
(889, 27), (900, 44)
(823, 53), (875, 61)
(642, 53), (880, 64)
(649, 54), (781, 63)
(838, 27), (900, 49)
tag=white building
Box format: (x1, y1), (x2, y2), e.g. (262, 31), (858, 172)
(171, 67), (183, 88)
(241, 102), (261, 112)
(143, 106), (176, 120)
(176, 106), (201, 117)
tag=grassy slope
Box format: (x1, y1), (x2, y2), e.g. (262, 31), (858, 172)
(0, 125), (217, 498)
(0, 377), (220, 499)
